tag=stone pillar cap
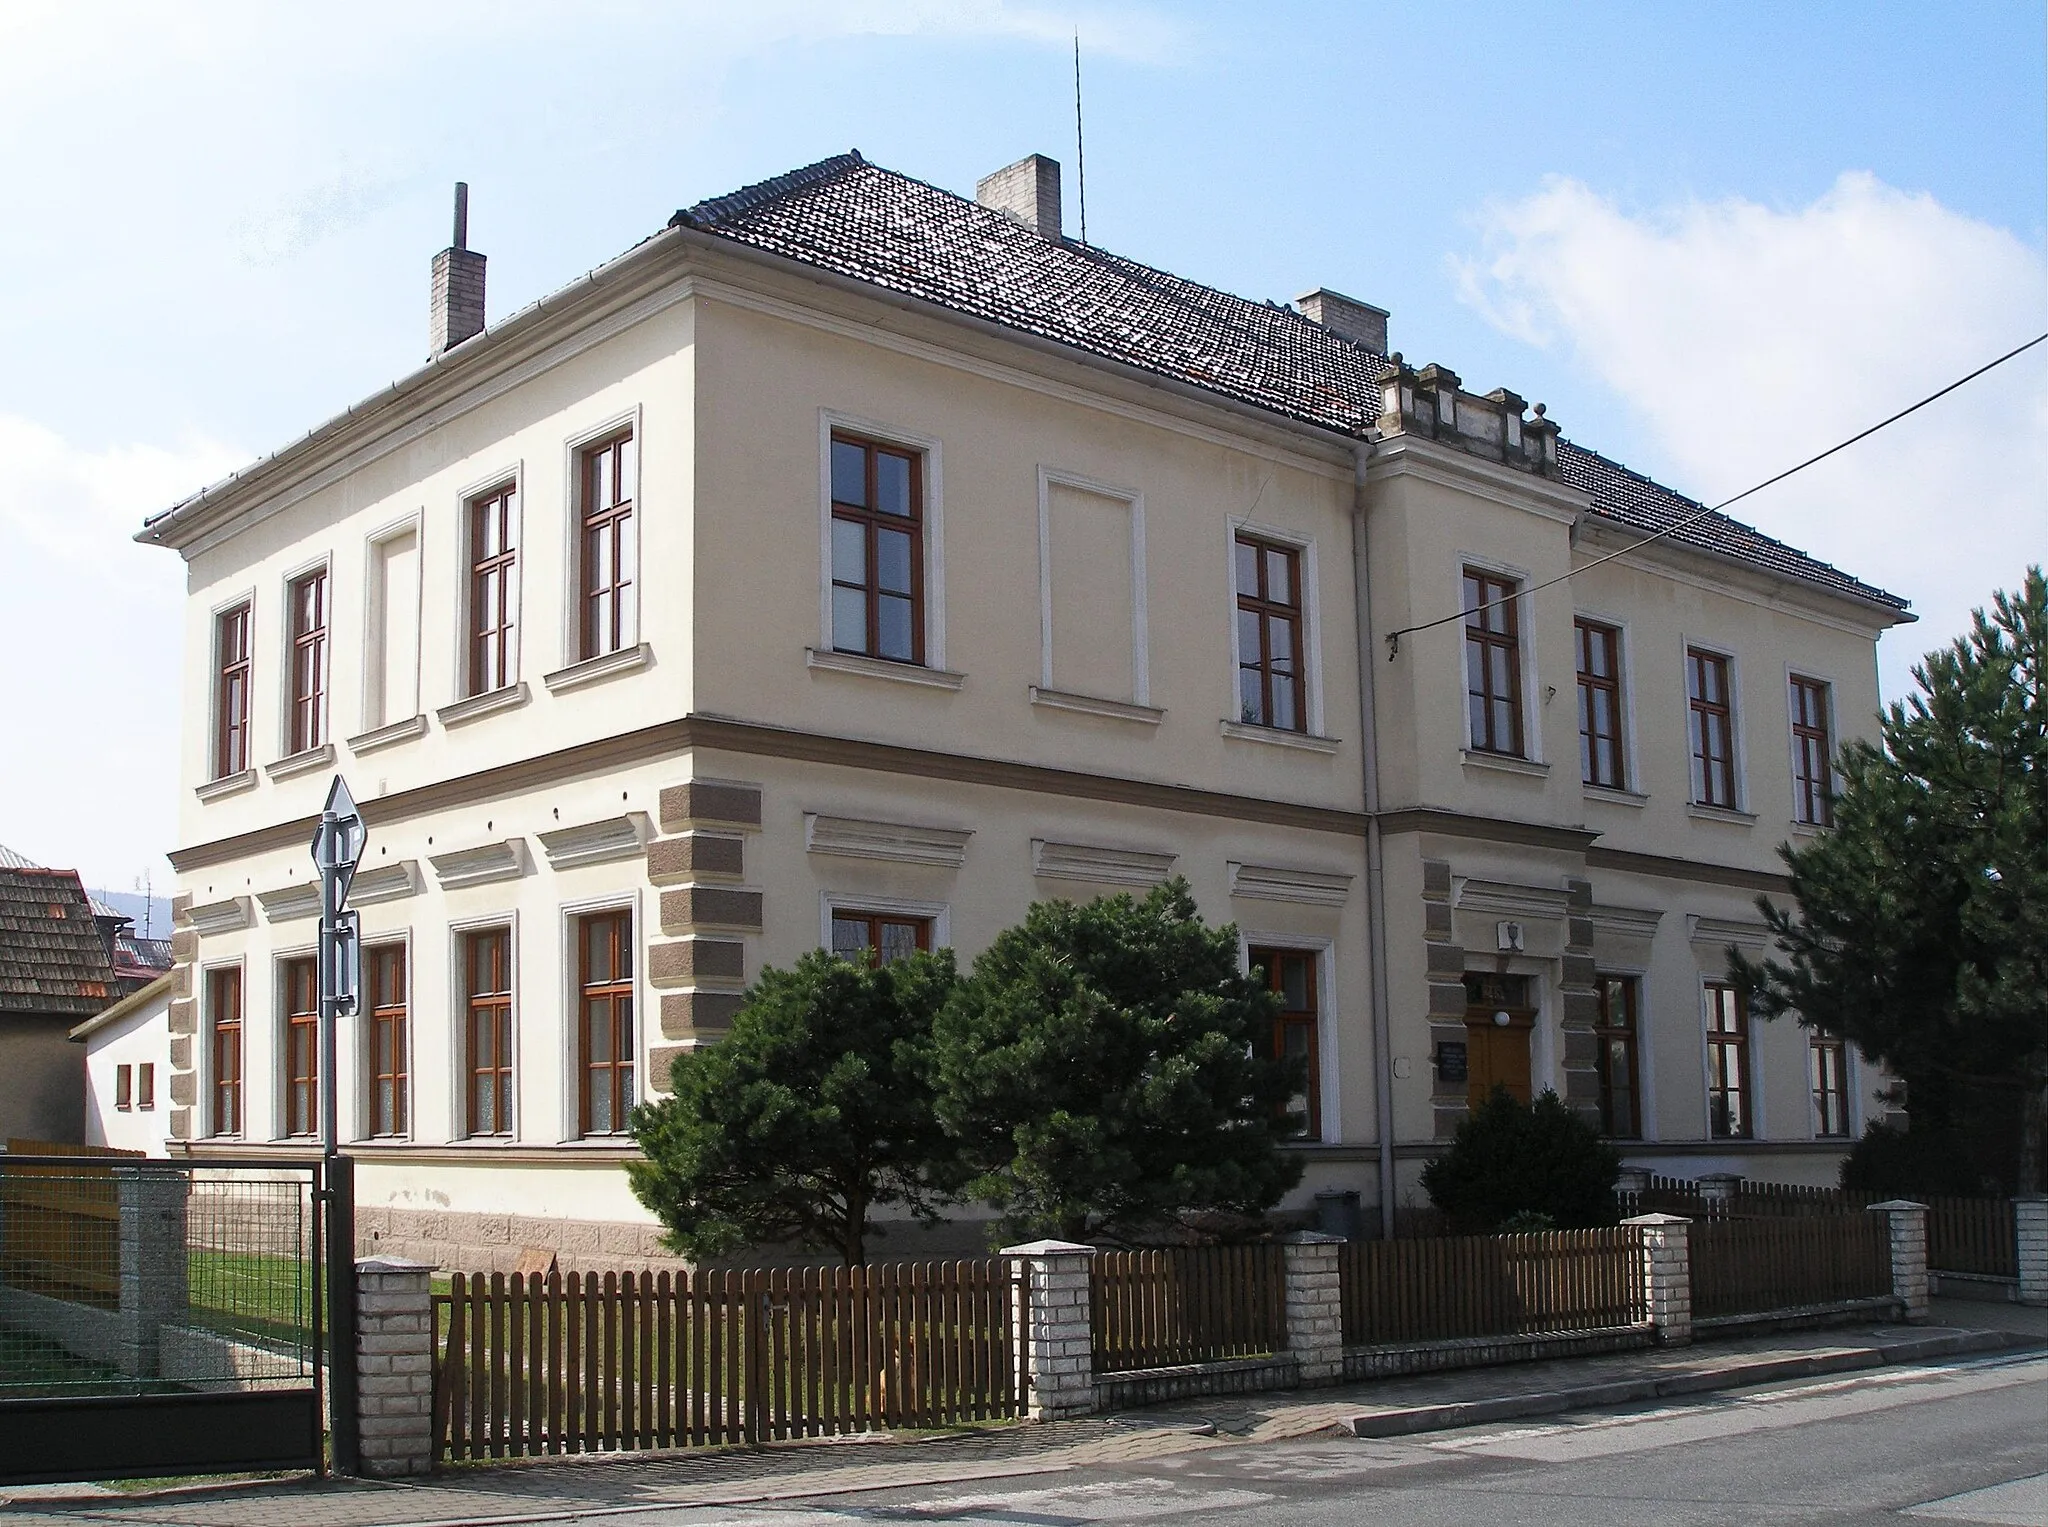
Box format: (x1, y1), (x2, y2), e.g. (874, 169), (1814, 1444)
(1621, 1212), (1692, 1226)
(1282, 1230), (1347, 1245)
(356, 1255), (436, 1274)
(1000, 1239), (1096, 1257)
(1867, 1199), (1929, 1211)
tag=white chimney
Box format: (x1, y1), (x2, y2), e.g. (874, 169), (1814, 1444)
(976, 154), (1063, 239)
(430, 183), (487, 357)
(1296, 288), (1389, 354)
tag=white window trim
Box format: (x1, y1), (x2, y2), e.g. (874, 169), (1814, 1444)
(205, 585), (258, 786)
(818, 410), (947, 672)
(1037, 466), (1149, 707)
(1681, 636), (1748, 812)
(561, 407), (644, 671)
(1784, 665), (1839, 829)
(199, 958), (245, 1140)
(1572, 605), (1639, 796)
(1227, 517), (1328, 738)
(560, 892), (642, 1143)
(1697, 977), (1765, 1142)
(1454, 553), (1541, 763)
(276, 553), (334, 765)
(358, 933), (414, 1144)
(818, 892), (952, 954)
(448, 910), (521, 1144)
(453, 465), (524, 702)
(1593, 964), (1655, 1143)
(271, 943), (318, 1144)
(1237, 934), (1338, 1145)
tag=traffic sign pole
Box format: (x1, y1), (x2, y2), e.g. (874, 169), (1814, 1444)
(312, 775), (366, 1476)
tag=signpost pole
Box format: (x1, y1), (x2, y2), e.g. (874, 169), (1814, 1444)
(314, 777), (366, 1476)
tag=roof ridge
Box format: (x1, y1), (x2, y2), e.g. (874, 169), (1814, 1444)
(673, 151), (867, 230)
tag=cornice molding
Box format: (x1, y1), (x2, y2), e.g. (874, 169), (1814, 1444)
(1228, 861), (1354, 907)
(429, 838), (530, 890)
(254, 882), (321, 923)
(348, 860), (421, 906)
(1454, 877), (1571, 921)
(804, 813), (972, 868)
(537, 814), (652, 870)
(187, 897), (253, 936)
(1032, 839), (1177, 887)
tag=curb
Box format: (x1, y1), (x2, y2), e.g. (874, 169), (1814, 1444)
(1344, 1329), (2021, 1438)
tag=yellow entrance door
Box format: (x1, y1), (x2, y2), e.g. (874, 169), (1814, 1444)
(1465, 1016), (1534, 1107)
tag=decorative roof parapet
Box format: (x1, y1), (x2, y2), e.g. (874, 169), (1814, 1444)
(1375, 355), (1559, 478)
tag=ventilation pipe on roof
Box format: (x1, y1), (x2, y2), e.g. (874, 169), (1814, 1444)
(976, 154), (1063, 239)
(1296, 289), (1389, 355)
(430, 183), (487, 356)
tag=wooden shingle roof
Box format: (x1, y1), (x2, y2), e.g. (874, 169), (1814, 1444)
(0, 867), (119, 1019)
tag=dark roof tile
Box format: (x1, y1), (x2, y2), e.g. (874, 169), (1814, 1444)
(0, 868), (120, 1019)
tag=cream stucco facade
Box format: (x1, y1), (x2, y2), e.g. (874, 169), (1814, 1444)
(143, 162), (1907, 1268)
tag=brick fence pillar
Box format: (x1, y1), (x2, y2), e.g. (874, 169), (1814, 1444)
(2015, 1196), (2048, 1307)
(1624, 1213), (1691, 1346)
(1001, 1239), (1097, 1421)
(114, 1164), (189, 1378)
(1869, 1200), (1930, 1322)
(1695, 1173), (1743, 1210)
(355, 1256), (435, 1476)
(1281, 1232), (1345, 1386)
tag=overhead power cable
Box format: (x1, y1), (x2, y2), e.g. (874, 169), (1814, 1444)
(1383, 330), (2048, 659)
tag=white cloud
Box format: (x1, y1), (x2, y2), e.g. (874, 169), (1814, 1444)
(0, 421), (243, 890)
(1453, 172), (2048, 702)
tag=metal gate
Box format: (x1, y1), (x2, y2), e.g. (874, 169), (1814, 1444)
(0, 1150), (326, 1484)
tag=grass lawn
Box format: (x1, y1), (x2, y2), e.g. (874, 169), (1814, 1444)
(184, 1250), (314, 1357)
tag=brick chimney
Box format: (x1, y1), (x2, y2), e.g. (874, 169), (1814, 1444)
(429, 183), (486, 356)
(976, 154), (1063, 239)
(1295, 288), (1389, 355)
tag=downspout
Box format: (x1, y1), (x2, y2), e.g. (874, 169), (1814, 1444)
(1350, 438), (1398, 1238)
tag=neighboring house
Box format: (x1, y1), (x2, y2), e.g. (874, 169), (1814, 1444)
(72, 972), (176, 1156)
(0, 863), (121, 1143)
(137, 152), (1909, 1267)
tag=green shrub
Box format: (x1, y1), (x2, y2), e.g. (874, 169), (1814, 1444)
(1840, 1121), (1998, 1198)
(1421, 1087), (1620, 1233)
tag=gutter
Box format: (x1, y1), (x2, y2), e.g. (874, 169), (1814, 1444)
(1350, 438), (1398, 1237)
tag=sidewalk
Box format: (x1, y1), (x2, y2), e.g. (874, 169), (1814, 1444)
(1, 1317), (2036, 1527)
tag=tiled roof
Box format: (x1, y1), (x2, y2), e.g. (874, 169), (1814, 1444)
(677, 153), (1905, 613)
(0, 843), (42, 870)
(0, 867), (120, 1019)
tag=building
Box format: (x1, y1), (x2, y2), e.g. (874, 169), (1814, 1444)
(72, 972), (176, 1156)
(0, 862), (122, 1143)
(137, 153), (1908, 1267)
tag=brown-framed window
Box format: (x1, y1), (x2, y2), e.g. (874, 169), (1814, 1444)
(578, 429), (637, 661)
(463, 928), (514, 1137)
(1790, 675), (1834, 827)
(214, 602), (252, 779)
(830, 910), (933, 966)
(137, 1063), (155, 1111)
(1811, 1032), (1850, 1138)
(1464, 568), (1525, 756)
(367, 945), (408, 1139)
(467, 482), (519, 696)
(283, 956), (319, 1139)
(829, 432), (925, 665)
(287, 568), (328, 755)
(1688, 648), (1738, 808)
(1251, 946), (1320, 1138)
(1704, 981), (1751, 1139)
(1234, 534), (1307, 732)
(208, 967), (243, 1137)
(1594, 974), (1641, 1139)
(115, 1065), (132, 1111)
(577, 910), (635, 1136)
(1576, 618), (1627, 789)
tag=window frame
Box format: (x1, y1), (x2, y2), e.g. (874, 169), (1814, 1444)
(1593, 972), (1642, 1140)
(1575, 616), (1629, 791)
(1233, 531), (1309, 734)
(1463, 565), (1528, 758)
(1703, 980), (1753, 1140)
(115, 1063), (132, 1112)
(1248, 944), (1323, 1141)
(206, 964), (244, 1138)
(1225, 520), (1324, 738)
(816, 411), (946, 671)
(574, 907), (637, 1138)
(1687, 645), (1740, 809)
(827, 429), (927, 667)
(365, 942), (410, 1140)
(283, 561), (330, 757)
(565, 412), (642, 666)
(137, 1062), (155, 1112)
(829, 907), (934, 966)
(281, 954), (320, 1140)
(457, 922), (517, 1140)
(1789, 673), (1836, 827)
(462, 477), (522, 698)
(1810, 1031), (1851, 1139)
(212, 597), (254, 781)
(816, 893), (950, 956)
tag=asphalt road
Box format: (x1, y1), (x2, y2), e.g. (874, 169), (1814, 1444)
(666, 1352), (2048, 1527)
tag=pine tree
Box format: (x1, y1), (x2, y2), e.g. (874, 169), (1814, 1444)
(933, 880), (1305, 1244)
(1735, 568), (2048, 1190)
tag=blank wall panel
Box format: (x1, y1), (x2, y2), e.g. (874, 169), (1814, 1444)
(366, 531), (420, 729)
(1045, 482), (1137, 703)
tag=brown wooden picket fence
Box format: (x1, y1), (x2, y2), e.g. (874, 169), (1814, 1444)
(1927, 1196), (2017, 1278)
(434, 1260), (1023, 1461)
(1689, 1213), (1891, 1318)
(1090, 1245), (1288, 1373)
(1339, 1227), (1646, 1347)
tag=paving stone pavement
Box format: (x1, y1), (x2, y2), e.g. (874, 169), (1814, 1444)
(1, 1318), (2034, 1527)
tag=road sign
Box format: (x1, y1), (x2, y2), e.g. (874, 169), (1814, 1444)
(311, 774), (366, 909)
(330, 909), (360, 1017)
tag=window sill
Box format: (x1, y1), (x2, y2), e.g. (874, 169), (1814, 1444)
(1583, 784), (1649, 808)
(437, 681), (531, 729)
(1219, 720), (1341, 754)
(806, 648), (964, 691)
(195, 769), (257, 803)
(544, 642), (653, 694)
(1688, 803), (1759, 827)
(1788, 819), (1829, 840)
(348, 714), (427, 756)
(264, 743), (335, 782)
(1029, 686), (1164, 725)
(1461, 748), (1549, 779)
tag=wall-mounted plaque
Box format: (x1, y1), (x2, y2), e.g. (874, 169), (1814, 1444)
(1435, 1040), (1469, 1083)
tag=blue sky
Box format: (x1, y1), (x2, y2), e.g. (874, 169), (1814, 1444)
(1, 1), (2042, 888)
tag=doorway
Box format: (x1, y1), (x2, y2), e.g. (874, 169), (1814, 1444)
(1463, 972), (1535, 1107)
